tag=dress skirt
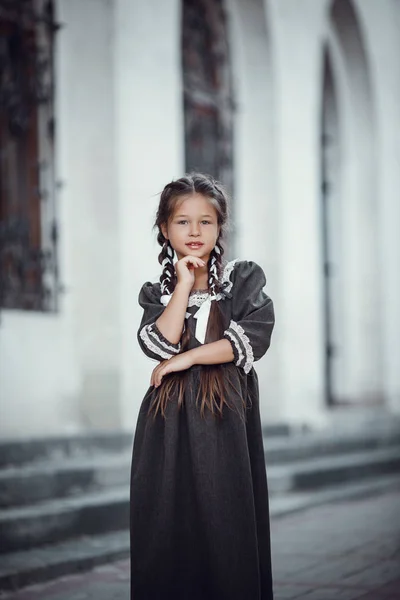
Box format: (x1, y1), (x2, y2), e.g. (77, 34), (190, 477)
(130, 366), (274, 600)
(130, 260), (275, 599)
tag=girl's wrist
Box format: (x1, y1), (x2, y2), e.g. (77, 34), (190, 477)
(182, 348), (196, 367)
(174, 282), (193, 295)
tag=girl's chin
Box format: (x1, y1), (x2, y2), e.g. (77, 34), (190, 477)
(177, 249), (210, 261)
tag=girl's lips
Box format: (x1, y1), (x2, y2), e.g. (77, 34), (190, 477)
(186, 243), (204, 248)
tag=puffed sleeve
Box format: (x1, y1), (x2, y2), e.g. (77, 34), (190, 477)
(223, 261), (275, 374)
(137, 282), (181, 361)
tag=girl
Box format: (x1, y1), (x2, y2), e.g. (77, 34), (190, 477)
(130, 173), (275, 600)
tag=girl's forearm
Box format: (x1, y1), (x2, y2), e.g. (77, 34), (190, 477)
(186, 339), (234, 366)
(155, 283), (191, 344)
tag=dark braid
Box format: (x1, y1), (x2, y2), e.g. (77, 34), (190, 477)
(157, 236), (176, 295)
(208, 239), (224, 298)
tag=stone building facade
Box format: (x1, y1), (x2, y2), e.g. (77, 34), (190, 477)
(1, 0), (399, 437)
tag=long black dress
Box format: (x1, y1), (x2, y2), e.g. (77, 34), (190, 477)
(130, 260), (275, 600)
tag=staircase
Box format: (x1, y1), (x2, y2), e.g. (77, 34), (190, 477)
(1, 418), (400, 592)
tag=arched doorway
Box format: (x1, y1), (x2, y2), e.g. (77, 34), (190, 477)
(321, 0), (381, 406)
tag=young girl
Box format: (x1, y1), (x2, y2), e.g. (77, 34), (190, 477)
(130, 173), (275, 600)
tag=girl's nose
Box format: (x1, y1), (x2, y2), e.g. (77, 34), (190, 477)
(190, 225), (200, 236)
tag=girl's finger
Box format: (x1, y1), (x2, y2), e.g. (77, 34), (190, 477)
(185, 256), (205, 268)
(151, 361), (164, 386)
(152, 363), (161, 381)
(157, 362), (172, 387)
(151, 361), (165, 387)
(189, 261), (204, 271)
(155, 366), (164, 386)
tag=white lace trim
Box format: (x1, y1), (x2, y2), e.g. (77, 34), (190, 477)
(188, 292), (210, 307)
(224, 329), (245, 369)
(187, 258), (239, 308)
(159, 259), (239, 306)
(147, 323), (180, 354)
(216, 259), (238, 300)
(226, 319), (254, 374)
(139, 324), (175, 360)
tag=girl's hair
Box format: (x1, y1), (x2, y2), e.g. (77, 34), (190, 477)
(148, 172), (244, 421)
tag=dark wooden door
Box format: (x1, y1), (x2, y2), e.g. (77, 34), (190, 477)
(182, 0), (234, 194)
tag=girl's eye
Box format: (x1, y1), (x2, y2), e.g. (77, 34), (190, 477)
(176, 219), (211, 225)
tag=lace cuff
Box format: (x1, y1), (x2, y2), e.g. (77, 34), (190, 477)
(223, 320), (254, 374)
(139, 322), (181, 360)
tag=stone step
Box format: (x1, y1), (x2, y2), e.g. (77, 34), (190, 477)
(269, 472), (400, 518)
(0, 487), (129, 554)
(266, 446), (400, 493)
(1, 412), (398, 469)
(1, 446), (399, 554)
(2, 429), (400, 508)
(0, 530), (130, 593)
(263, 428), (400, 464)
(0, 433), (134, 469)
(0, 424), (294, 470)
(0, 453), (131, 508)
(1, 474), (399, 593)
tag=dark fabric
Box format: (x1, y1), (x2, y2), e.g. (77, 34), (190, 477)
(223, 261), (274, 372)
(130, 260), (275, 600)
(137, 283), (182, 361)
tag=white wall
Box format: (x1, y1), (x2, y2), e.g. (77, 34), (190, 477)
(352, 0), (400, 413)
(0, 312), (79, 438)
(327, 0), (381, 404)
(57, 0), (121, 430)
(227, 0), (281, 423)
(269, 0), (328, 427)
(114, 0), (184, 431)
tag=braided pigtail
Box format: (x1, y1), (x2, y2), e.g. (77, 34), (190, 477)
(208, 240), (224, 298)
(157, 233), (176, 295)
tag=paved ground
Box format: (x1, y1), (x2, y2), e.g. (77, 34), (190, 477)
(1, 486), (399, 600)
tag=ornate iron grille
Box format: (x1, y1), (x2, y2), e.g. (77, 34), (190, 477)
(182, 0), (234, 193)
(0, 0), (60, 312)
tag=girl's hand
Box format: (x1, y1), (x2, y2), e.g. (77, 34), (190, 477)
(175, 255), (205, 288)
(151, 352), (194, 388)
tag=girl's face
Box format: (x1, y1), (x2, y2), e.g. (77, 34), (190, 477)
(161, 193), (220, 262)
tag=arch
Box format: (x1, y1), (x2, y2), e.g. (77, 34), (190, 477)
(330, 0), (374, 125)
(321, 0), (381, 405)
